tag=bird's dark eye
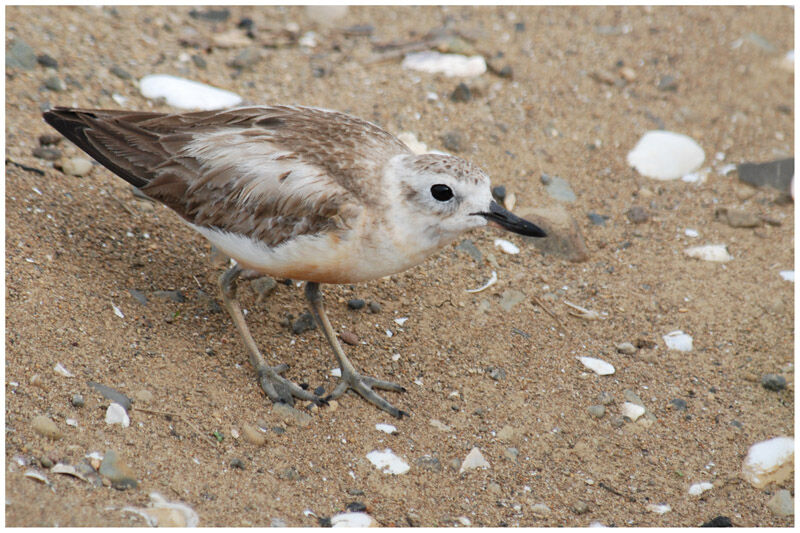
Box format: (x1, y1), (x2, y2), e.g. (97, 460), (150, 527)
(430, 184), (454, 202)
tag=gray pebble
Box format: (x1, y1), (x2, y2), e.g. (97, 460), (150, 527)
(615, 342), (637, 355)
(189, 7), (230, 21)
(587, 212), (609, 226)
(128, 288), (148, 305)
(347, 298), (365, 310)
(670, 398), (688, 411)
(456, 239), (483, 263)
(497, 65), (513, 78)
(192, 54), (207, 69)
(40, 456), (54, 469)
(7, 39), (37, 70)
(251, 276), (277, 300)
(761, 374), (786, 391)
(347, 488), (365, 496)
(37, 54), (58, 69)
(441, 131), (465, 152)
(230, 458), (246, 470)
(38, 134), (62, 146)
(450, 82), (471, 102)
(491, 185), (506, 202)
(766, 489), (793, 517)
(110, 65), (132, 80)
(541, 173), (576, 203)
(291, 311), (316, 335)
(657, 75), (678, 91)
(415, 454), (442, 472)
(367, 301), (381, 314)
(504, 447), (519, 461)
(99, 449), (138, 490)
(626, 206), (650, 224)
(597, 391), (614, 405)
(196, 290), (221, 313)
(71, 393), (85, 407)
(277, 466), (299, 480)
(33, 146), (61, 161)
(623, 389), (645, 407)
(43, 75), (67, 92)
(587, 405), (606, 418)
(231, 47), (261, 69)
(448, 458), (461, 472)
(737, 158), (793, 194)
(610, 416), (624, 428)
(488, 367), (506, 381)
(152, 290), (186, 303)
(572, 501), (589, 515)
(88, 381), (132, 411)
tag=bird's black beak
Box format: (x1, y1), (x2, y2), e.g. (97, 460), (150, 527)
(472, 200), (546, 237)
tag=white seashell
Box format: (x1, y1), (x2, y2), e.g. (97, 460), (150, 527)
(330, 512), (376, 527)
(779, 270), (794, 282)
(466, 271), (497, 293)
(663, 330), (693, 351)
(397, 132), (428, 155)
(459, 447), (490, 473)
(375, 423), (398, 434)
(366, 448), (410, 474)
(330, 368), (342, 377)
(646, 503), (671, 515)
(578, 356), (615, 376)
(112, 303), (125, 319)
(688, 481), (713, 496)
(122, 492), (199, 527)
(105, 403), (130, 427)
(684, 244), (732, 262)
(627, 130), (705, 180)
(741, 436), (794, 488)
(53, 362), (74, 377)
(621, 402), (646, 421)
(494, 238), (520, 254)
(139, 74), (243, 110)
(684, 228), (699, 237)
(402, 51), (487, 78)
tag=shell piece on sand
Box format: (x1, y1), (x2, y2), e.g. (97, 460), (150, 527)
(402, 51), (486, 77)
(627, 130), (705, 180)
(741, 436), (794, 488)
(684, 244), (732, 262)
(366, 449), (410, 474)
(663, 330), (693, 352)
(579, 356), (615, 376)
(139, 74), (243, 110)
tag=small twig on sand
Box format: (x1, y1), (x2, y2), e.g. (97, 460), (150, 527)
(531, 294), (569, 339)
(598, 481), (636, 503)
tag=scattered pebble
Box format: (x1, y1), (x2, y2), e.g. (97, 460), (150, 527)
(572, 501), (590, 515)
(766, 489), (794, 517)
(402, 51), (487, 78)
(346, 298), (365, 310)
(587, 405), (606, 418)
(623, 389), (645, 406)
(105, 402), (130, 427)
(272, 402), (312, 427)
(657, 74), (678, 91)
(291, 312), (316, 334)
(330, 512), (376, 527)
(715, 207), (761, 228)
(597, 391), (614, 405)
(456, 239), (483, 262)
(627, 130), (705, 180)
(488, 367), (506, 381)
(100, 449), (138, 490)
(415, 454), (442, 472)
(621, 402), (646, 422)
(71, 394), (85, 408)
(7, 39), (38, 70)
(646, 503), (671, 515)
(242, 424), (266, 446)
(663, 330), (693, 352)
(230, 47), (261, 70)
(366, 449), (410, 475)
(741, 436), (794, 488)
(429, 419), (451, 432)
(339, 330), (359, 345)
(375, 423), (397, 434)
(615, 342), (636, 355)
(701, 516), (732, 527)
(626, 206), (650, 224)
(541, 173), (577, 203)
(761, 374), (787, 392)
(494, 238), (520, 254)
(579, 356), (615, 376)
(669, 398), (688, 411)
(88, 381), (132, 411)
(459, 447), (490, 473)
(450, 82), (472, 102)
(122, 492), (198, 527)
(60, 157), (93, 177)
(32, 415), (62, 440)
(139, 74), (242, 110)
(688, 481), (713, 496)
(367, 301), (381, 313)
(33, 146), (61, 161)
(230, 458), (246, 470)
(587, 213), (609, 226)
(737, 158), (793, 194)
(492, 185), (506, 202)
(531, 503), (551, 517)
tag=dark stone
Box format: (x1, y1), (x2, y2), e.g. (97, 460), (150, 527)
(587, 213), (609, 226)
(38, 134), (62, 146)
(450, 82), (471, 103)
(761, 374), (786, 391)
(32, 146), (61, 161)
(314, 386), (325, 396)
(152, 290), (186, 303)
(71, 394), (85, 408)
(658, 75), (678, 91)
(189, 8), (230, 22)
(128, 288), (148, 305)
(231, 48), (260, 70)
(737, 158), (793, 194)
(491, 185), (507, 202)
(110, 65), (131, 80)
(291, 312), (316, 334)
(7, 39), (37, 70)
(367, 301), (381, 314)
(514, 22), (526, 32)
(343, 24), (374, 36)
(99, 450), (137, 490)
(670, 398), (687, 411)
(237, 17), (254, 30)
(346, 502), (367, 513)
(347, 299), (365, 310)
(456, 239), (482, 263)
(37, 54), (58, 69)
(88, 382), (132, 411)
(191, 54), (207, 69)
(626, 206), (650, 224)
(498, 65), (513, 78)
(441, 131), (465, 152)
(230, 458), (246, 470)
(701, 516), (732, 527)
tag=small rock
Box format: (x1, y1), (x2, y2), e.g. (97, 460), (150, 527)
(615, 342), (636, 355)
(647, 503), (672, 515)
(597, 391), (614, 405)
(499, 289), (526, 312)
(231, 47), (261, 69)
(488, 367), (507, 381)
(32, 415), (62, 440)
(415, 455), (442, 472)
(128, 288), (148, 305)
(663, 330), (694, 351)
(291, 312), (316, 334)
(191, 54), (207, 69)
(504, 447), (519, 461)
(737, 158), (793, 194)
(669, 398), (688, 411)
(767, 489), (794, 517)
(657, 75), (678, 91)
(621, 402), (645, 422)
(99, 449), (137, 490)
(7, 39), (37, 70)
(88, 381), (133, 411)
(43, 75), (67, 92)
(277, 466), (299, 480)
(71, 394), (85, 407)
(251, 276), (277, 300)
(531, 503), (551, 517)
(715, 207), (761, 228)
(701, 516), (732, 527)
(241, 424), (266, 446)
(152, 290), (186, 303)
(272, 402), (312, 427)
(59, 157), (93, 177)
(105, 403), (130, 427)
(761, 374), (787, 391)
(579, 356), (615, 376)
(741, 436), (794, 488)
(33, 146), (61, 161)
(366, 449), (410, 475)
(429, 419), (451, 432)
(492, 185), (507, 202)
(450, 82), (471, 102)
(688, 481), (714, 496)
(110, 65), (132, 80)
(587, 405), (606, 418)
(623, 389), (645, 407)
(519, 205), (589, 262)
(456, 239), (483, 263)
(587, 213), (609, 226)
(189, 7), (231, 21)
(38, 133), (62, 146)
(541, 173), (577, 203)
(626, 206), (650, 224)
(347, 298), (365, 310)
(339, 330), (359, 345)
(230, 458), (246, 470)
(133, 389), (153, 404)
(572, 501), (589, 515)
(36, 54), (58, 68)
(367, 301), (381, 314)
(459, 447), (489, 473)
(441, 131), (465, 152)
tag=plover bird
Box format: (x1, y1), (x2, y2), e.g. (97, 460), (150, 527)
(43, 105), (545, 418)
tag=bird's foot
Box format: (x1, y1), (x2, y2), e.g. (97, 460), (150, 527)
(325, 369), (408, 418)
(256, 363), (324, 407)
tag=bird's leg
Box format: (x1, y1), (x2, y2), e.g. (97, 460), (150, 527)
(218, 265), (320, 406)
(304, 282), (407, 418)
